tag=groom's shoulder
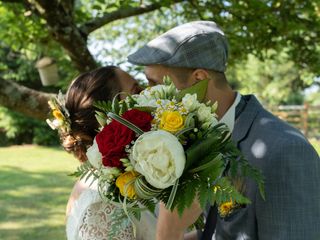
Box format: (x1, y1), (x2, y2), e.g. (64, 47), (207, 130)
(242, 95), (317, 158)
(245, 95), (304, 139)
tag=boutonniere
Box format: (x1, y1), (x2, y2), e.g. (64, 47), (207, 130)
(218, 200), (242, 218)
(218, 177), (247, 218)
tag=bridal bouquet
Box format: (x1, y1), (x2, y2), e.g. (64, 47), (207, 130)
(72, 77), (264, 234)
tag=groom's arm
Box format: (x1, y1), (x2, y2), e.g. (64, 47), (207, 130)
(156, 201), (202, 240)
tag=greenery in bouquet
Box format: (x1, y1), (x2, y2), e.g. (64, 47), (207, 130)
(71, 76), (265, 235)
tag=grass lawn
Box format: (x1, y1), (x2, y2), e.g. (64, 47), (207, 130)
(0, 145), (78, 240)
(0, 141), (318, 240)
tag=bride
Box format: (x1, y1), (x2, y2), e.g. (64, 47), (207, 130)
(49, 66), (156, 240)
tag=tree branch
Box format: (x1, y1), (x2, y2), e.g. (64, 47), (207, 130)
(60, 0), (76, 16)
(25, 0), (98, 72)
(80, 0), (186, 35)
(0, 77), (54, 121)
(187, 0), (204, 19)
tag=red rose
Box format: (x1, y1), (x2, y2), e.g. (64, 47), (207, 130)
(96, 120), (133, 168)
(96, 109), (153, 168)
(122, 109), (153, 132)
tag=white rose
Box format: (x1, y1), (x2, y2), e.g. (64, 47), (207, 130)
(133, 85), (177, 108)
(182, 94), (200, 112)
(86, 138), (102, 169)
(132, 90), (157, 107)
(134, 95), (171, 109)
(197, 103), (213, 123)
(131, 130), (185, 189)
(201, 116), (219, 129)
(150, 85), (165, 99)
(135, 96), (158, 107)
(150, 85), (176, 98)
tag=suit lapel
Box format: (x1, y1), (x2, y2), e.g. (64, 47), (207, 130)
(232, 95), (262, 145)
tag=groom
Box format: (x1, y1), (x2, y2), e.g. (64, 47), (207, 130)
(127, 21), (320, 240)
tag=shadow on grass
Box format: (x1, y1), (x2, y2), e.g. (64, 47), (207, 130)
(0, 166), (76, 240)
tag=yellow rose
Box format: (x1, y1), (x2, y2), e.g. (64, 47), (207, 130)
(115, 171), (138, 199)
(160, 111), (184, 133)
(52, 110), (64, 121)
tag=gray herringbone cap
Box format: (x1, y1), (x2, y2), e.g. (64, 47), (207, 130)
(127, 21), (228, 72)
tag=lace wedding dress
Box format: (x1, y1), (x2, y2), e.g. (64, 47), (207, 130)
(66, 178), (156, 240)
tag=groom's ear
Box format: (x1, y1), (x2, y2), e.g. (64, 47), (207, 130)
(191, 69), (210, 83)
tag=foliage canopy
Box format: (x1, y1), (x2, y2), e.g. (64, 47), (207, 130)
(0, 0), (319, 145)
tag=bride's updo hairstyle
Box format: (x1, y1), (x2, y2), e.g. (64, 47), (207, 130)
(62, 66), (121, 162)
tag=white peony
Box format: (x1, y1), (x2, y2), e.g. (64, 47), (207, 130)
(182, 93), (200, 112)
(131, 130), (185, 189)
(86, 138), (102, 169)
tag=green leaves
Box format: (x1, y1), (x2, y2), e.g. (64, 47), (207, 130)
(174, 177), (200, 216)
(210, 177), (251, 206)
(134, 176), (162, 200)
(94, 97), (135, 127)
(93, 100), (112, 113)
(160, 119), (265, 216)
(95, 111), (108, 127)
(238, 156), (265, 200)
(93, 100), (113, 127)
(132, 106), (156, 113)
(112, 95), (120, 114)
(166, 179), (179, 210)
(197, 177), (251, 210)
(139, 198), (157, 214)
(177, 79), (209, 102)
(189, 153), (224, 174)
(224, 143), (265, 200)
(185, 123), (230, 170)
(69, 160), (98, 187)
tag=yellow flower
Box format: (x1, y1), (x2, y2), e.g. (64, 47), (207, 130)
(213, 185), (221, 193)
(159, 111), (184, 133)
(180, 107), (188, 114)
(115, 171), (138, 199)
(218, 200), (236, 218)
(52, 110), (64, 121)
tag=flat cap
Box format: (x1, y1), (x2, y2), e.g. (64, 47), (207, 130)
(127, 21), (228, 72)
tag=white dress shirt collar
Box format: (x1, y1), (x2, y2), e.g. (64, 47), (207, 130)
(218, 92), (241, 132)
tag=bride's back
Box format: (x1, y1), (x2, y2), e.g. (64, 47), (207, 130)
(48, 66), (155, 240)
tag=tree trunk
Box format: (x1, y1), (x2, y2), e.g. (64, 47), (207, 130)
(0, 78), (54, 121)
(1, 0), (182, 120)
(25, 0), (98, 72)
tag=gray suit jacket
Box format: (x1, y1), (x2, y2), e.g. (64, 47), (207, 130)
(211, 95), (320, 240)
